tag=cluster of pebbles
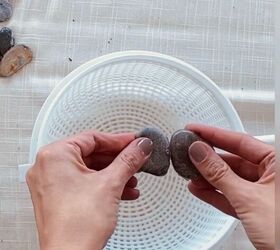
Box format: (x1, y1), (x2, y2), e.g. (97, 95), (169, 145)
(137, 127), (204, 180)
(0, 1), (32, 77)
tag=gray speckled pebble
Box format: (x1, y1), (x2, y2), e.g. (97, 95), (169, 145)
(170, 129), (202, 180)
(137, 127), (170, 176)
(0, 0), (13, 22)
(0, 27), (15, 59)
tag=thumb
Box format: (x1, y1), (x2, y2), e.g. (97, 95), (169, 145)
(188, 141), (245, 197)
(104, 138), (153, 185)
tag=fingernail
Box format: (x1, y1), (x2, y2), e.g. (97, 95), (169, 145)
(138, 138), (153, 156)
(189, 142), (208, 163)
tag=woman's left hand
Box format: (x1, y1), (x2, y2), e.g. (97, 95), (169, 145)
(26, 131), (152, 250)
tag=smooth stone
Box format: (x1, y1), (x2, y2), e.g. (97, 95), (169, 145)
(0, 27), (15, 59)
(0, 44), (33, 77)
(170, 129), (202, 180)
(136, 127), (170, 176)
(0, 0), (13, 22)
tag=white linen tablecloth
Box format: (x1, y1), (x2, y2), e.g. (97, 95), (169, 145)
(0, 0), (274, 249)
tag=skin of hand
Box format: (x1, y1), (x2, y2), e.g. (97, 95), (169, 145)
(26, 131), (153, 250)
(186, 124), (275, 250)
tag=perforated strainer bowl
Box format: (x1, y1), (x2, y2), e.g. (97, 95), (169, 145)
(28, 51), (244, 249)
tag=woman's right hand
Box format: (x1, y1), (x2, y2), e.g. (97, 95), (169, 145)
(186, 124), (275, 250)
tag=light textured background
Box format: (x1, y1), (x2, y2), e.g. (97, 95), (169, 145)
(0, 0), (274, 249)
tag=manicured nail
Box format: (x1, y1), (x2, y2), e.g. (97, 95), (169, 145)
(138, 138), (153, 156)
(189, 142), (208, 163)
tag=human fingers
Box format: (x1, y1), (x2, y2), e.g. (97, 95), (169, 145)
(84, 154), (116, 170)
(186, 124), (273, 164)
(188, 182), (237, 217)
(219, 153), (260, 181)
(64, 131), (135, 158)
(102, 138), (153, 186)
(190, 177), (215, 190)
(121, 188), (140, 200)
(191, 153), (260, 190)
(188, 141), (249, 198)
(125, 176), (138, 188)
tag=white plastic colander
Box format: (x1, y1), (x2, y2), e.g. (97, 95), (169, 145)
(20, 51), (245, 249)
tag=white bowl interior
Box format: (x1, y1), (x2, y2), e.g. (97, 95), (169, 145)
(31, 52), (242, 250)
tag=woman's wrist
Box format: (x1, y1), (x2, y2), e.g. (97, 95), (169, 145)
(42, 239), (106, 250)
(40, 232), (107, 250)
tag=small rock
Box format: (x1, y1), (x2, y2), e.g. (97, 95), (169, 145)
(0, 45), (33, 77)
(0, 0), (13, 22)
(0, 27), (15, 59)
(136, 127), (170, 176)
(170, 129), (203, 180)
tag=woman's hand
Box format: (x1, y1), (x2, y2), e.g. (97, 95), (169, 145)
(26, 131), (152, 250)
(186, 124), (275, 250)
